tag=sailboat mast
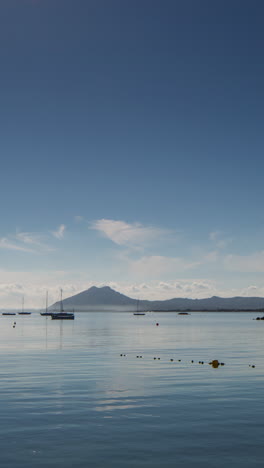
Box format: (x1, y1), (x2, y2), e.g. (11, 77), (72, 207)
(60, 288), (63, 312)
(46, 291), (48, 313)
(22, 296), (24, 313)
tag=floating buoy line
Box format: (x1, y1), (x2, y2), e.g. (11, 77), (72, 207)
(118, 354), (256, 369)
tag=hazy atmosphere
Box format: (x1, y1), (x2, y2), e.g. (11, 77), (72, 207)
(1, 0), (264, 307)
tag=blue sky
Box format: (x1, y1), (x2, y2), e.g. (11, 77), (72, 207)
(1, 0), (264, 307)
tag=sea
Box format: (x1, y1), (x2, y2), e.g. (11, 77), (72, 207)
(0, 311), (263, 467)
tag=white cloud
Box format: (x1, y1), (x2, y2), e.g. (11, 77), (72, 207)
(0, 237), (35, 253)
(0, 269), (87, 308)
(52, 224), (66, 239)
(130, 255), (201, 278)
(204, 250), (219, 262)
(96, 279), (217, 300)
(209, 231), (232, 249)
(15, 232), (41, 245)
(224, 251), (264, 273)
(91, 219), (170, 248)
(1, 272), (264, 309)
(0, 229), (55, 253)
(15, 231), (54, 251)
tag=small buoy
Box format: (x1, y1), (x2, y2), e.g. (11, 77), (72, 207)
(136, 356), (139, 358)
(120, 354), (123, 356)
(191, 360), (194, 363)
(156, 323), (159, 326)
(178, 359), (181, 362)
(13, 325), (15, 328)
(252, 365), (255, 368)
(170, 359), (174, 362)
(154, 357), (156, 360)
(158, 357), (160, 360)
(140, 356), (142, 358)
(210, 360), (219, 368)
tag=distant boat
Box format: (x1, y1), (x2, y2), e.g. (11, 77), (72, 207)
(178, 312), (190, 315)
(133, 299), (145, 316)
(2, 312), (16, 316)
(40, 291), (53, 316)
(51, 312), (74, 320)
(51, 289), (75, 320)
(18, 296), (31, 315)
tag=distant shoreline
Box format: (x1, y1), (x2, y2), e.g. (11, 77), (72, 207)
(1, 308), (263, 314)
(45, 309), (264, 313)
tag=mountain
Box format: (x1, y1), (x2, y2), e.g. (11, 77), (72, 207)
(52, 286), (137, 311)
(51, 286), (264, 311)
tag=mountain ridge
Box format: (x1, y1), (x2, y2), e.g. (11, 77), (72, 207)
(51, 286), (264, 311)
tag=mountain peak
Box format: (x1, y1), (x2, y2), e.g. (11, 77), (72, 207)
(51, 286), (264, 312)
(54, 285), (137, 310)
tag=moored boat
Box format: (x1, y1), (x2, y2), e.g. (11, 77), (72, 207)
(18, 297), (31, 315)
(133, 299), (145, 316)
(40, 291), (53, 316)
(51, 312), (74, 320)
(51, 289), (75, 320)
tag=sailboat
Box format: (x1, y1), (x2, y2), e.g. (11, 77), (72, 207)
(133, 299), (145, 316)
(18, 296), (31, 315)
(40, 291), (53, 316)
(51, 289), (74, 320)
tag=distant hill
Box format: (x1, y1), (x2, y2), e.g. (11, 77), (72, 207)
(52, 286), (137, 311)
(51, 286), (264, 312)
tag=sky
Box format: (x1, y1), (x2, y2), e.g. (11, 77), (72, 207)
(1, 0), (264, 308)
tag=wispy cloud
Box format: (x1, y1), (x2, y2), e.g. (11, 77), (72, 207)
(0, 237), (35, 253)
(15, 231), (54, 251)
(0, 229), (56, 254)
(91, 219), (170, 248)
(224, 251), (264, 273)
(130, 255), (201, 278)
(52, 224), (66, 239)
(209, 231), (233, 249)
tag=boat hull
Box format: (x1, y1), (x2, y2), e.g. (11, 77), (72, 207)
(51, 313), (74, 320)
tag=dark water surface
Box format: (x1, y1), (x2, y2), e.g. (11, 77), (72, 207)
(0, 311), (263, 467)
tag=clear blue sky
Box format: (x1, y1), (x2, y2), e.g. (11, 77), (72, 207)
(1, 0), (264, 307)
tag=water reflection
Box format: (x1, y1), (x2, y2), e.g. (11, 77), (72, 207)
(0, 312), (264, 467)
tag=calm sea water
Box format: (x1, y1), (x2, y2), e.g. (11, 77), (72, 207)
(0, 311), (263, 467)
